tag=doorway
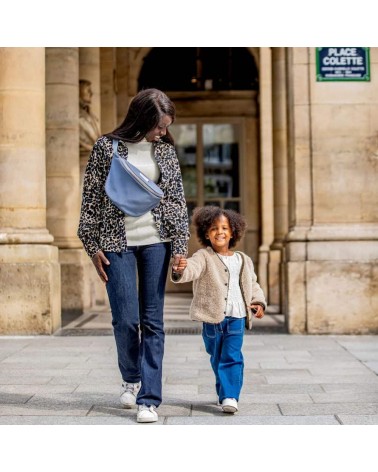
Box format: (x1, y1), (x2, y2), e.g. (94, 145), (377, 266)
(137, 48), (261, 292)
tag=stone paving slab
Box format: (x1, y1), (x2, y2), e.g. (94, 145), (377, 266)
(0, 416), (136, 425)
(265, 374), (378, 384)
(279, 402), (378, 416)
(310, 392), (378, 403)
(306, 366), (373, 375)
(320, 383), (378, 393)
(337, 415), (378, 425)
(0, 405), (91, 416)
(364, 362), (378, 374)
(260, 360), (369, 368)
(0, 384), (78, 395)
(74, 384), (121, 394)
(166, 415), (340, 425)
(339, 351), (378, 361)
(0, 368), (91, 377)
(248, 384), (324, 394)
(0, 376), (53, 385)
(0, 392), (33, 404)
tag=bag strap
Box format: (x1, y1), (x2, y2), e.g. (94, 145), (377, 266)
(112, 139), (119, 156)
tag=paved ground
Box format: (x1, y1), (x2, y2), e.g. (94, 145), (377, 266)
(0, 294), (377, 425)
(0, 331), (377, 425)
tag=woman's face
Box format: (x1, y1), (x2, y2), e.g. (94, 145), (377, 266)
(145, 115), (172, 142)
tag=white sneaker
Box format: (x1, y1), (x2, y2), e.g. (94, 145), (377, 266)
(221, 398), (238, 414)
(137, 404), (158, 423)
(120, 381), (141, 408)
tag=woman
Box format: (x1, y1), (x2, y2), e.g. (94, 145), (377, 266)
(78, 89), (189, 423)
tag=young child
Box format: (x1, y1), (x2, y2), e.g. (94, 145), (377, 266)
(171, 206), (266, 414)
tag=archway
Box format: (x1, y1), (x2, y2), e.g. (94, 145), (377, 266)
(138, 47), (259, 92)
(136, 48), (263, 297)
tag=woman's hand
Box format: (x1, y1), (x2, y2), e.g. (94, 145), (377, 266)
(92, 251), (110, 283)
(250, 304), (265, 319)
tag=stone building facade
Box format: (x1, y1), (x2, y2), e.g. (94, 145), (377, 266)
(0, 47), (377, 335)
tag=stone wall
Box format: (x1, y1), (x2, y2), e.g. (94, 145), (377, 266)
(284, 48), (378, 334)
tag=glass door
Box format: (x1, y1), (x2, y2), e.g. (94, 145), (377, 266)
(171, 121), (242, 217)
(203, 123), (240, 212)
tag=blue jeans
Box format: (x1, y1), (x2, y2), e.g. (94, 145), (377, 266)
(202, 317), (244, 402)
(104, 242), (171, 407)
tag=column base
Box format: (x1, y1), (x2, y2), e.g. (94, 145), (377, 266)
(59, 248), (109, 318)
(284, 225), (378, 334)
(0, 244), (61, 335)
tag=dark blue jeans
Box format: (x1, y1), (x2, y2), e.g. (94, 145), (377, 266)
(104, 242), (171, 407)
(202, 317), (245, 402)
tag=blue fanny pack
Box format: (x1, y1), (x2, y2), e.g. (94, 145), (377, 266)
(105, 139), (164, 217)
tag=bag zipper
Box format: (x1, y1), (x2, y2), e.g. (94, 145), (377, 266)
(117, 156), (163, 198)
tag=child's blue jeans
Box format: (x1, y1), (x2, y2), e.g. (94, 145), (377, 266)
(202, 316), (244, 402)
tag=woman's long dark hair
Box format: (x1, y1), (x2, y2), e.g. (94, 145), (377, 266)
(107, 88), (176, 145)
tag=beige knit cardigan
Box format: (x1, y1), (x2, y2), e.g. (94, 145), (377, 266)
(170, 246), (267, 324)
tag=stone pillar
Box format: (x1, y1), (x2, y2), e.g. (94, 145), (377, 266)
(116, 48), (129, 124)
(0, 48), (61, 334)
(270, 47), (289, 310)
(284, 47), (378, 334)
(258, 47), (275, 302)
(243, 116), (260, 266)
(79, 48), (101, 183)
(100, 47), (118, 134)
(80, 48), (109, 310)
(79, 48), (101, 122)
(284, 47), (313, 333)
(46, 47), (91, 317)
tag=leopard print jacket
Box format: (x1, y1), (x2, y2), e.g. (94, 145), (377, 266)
(78, 135), (190, 259)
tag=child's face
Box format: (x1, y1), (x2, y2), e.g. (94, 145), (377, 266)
(205, 215), (233, 253)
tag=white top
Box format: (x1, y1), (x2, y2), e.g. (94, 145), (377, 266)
(124, 140), (170, 246)
(218, 252), (246, 318)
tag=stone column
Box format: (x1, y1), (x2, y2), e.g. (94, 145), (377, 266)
(116, 48), (129, 125)
(46, 47), (91, 317)
(270, 47), (289, 309)
(79, 48), (101, 121)
(283, 47), (313, 333)
(80, 48), (109, 310)
(0, 47), (61, 334)
(284, 47), (378, 334)
(100, 47), (118, 134)
(79, 48), (101, 183)
(258, 47), (275, 301)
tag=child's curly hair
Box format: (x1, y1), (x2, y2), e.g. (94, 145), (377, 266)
(192, 206), (247, 249)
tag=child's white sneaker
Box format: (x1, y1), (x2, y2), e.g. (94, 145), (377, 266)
(137, 404), (158, 423)
(221, 398), (238, 413)
(120, 381), (141, 408)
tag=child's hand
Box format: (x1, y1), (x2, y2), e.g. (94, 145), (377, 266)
(172, 255), (187, 273)
(250, 304), (265, 319)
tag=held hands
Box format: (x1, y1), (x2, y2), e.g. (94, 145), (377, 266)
(250, 304), (265, 319)
(172, 254), (187, 273)
(92, 250), (110, 283)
